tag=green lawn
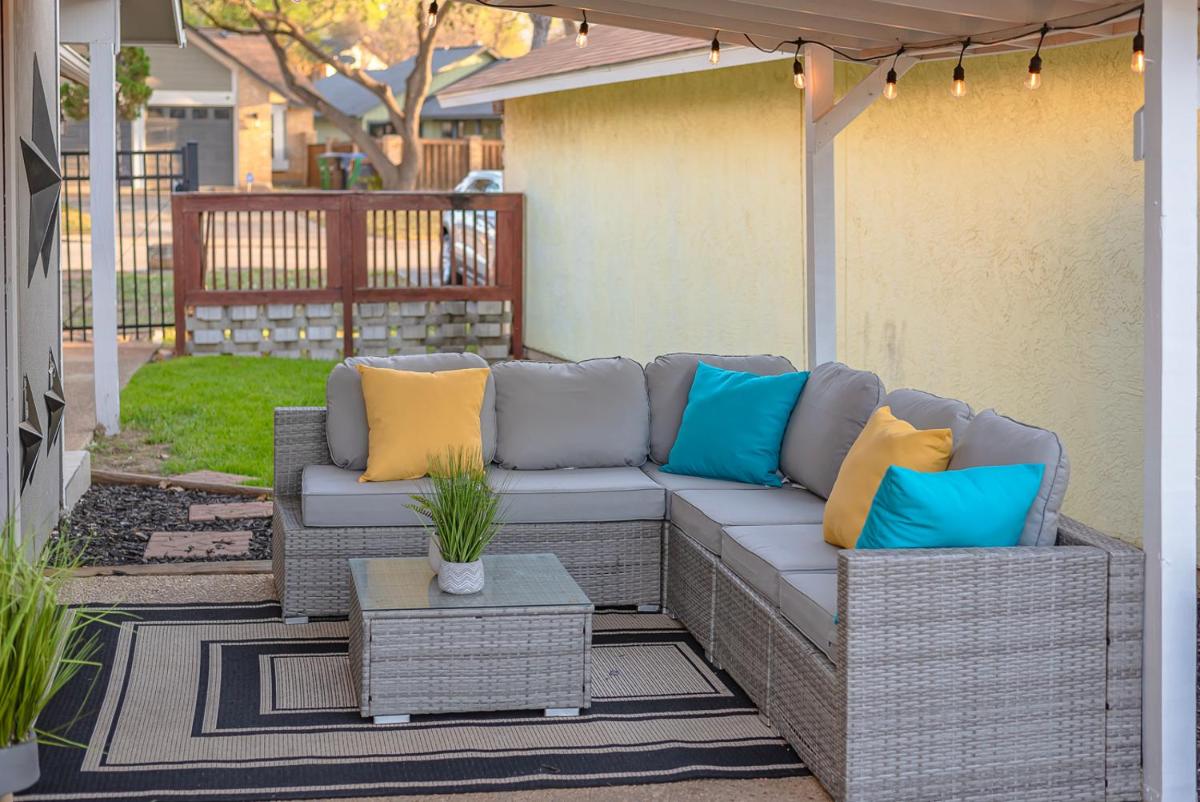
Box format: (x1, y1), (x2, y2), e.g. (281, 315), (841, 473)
(118, 356), (337, 486)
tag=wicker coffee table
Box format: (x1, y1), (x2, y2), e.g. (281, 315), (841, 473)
(348, 553), (594, 723)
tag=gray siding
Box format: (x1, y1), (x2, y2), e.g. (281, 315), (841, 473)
(144, 43), (231, 93)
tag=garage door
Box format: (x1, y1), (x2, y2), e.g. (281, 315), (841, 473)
(145, 106), (234, 187)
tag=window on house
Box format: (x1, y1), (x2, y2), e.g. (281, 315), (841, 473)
(147, 107), (166, 118)
(213, 107), (232, 120)
(440, 121), (456, 138)
(168, 107), (187, 119)
(191, 108), (209, 120)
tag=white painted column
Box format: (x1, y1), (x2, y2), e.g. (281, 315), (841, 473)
(1141, 0), (1197, 799)
(90, 38), (120, 434)
(802, 44), (835, 369)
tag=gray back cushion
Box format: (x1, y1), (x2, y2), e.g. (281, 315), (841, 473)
(492, 357), (650, 470)
(884, 388), (973, 444)
(781, 362), (885, 499)
(325, 352), (496, 470)
(948, 410), (1069, 546)
(644, 353), (796, 464)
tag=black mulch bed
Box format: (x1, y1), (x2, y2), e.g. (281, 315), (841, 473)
(55, 483), (271, 565)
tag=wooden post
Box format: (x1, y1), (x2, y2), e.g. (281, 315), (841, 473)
(1141, 0), (1198, 798)
(496, 196), (524, 359)
(467, 135), (484, 173)
(334, 195), (358, 358)
(802, 44), (835, 369)
(89, 36), (120, 433)
(170, 195), (191, 356)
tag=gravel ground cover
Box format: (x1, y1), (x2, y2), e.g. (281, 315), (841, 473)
(56, 483), (271, 565)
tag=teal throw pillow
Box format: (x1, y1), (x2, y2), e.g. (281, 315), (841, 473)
(857, 463), (1045, 549)
(661, 362), (808, 487)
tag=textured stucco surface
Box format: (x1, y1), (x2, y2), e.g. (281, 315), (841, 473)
(505, 40), (1151, 546)
(505, 62), (809, 365)
(838, 39), (1145, 544)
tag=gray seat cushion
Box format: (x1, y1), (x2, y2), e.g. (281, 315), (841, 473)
(325, 353), (497, 470)
(303, 464), (428, 527)
(948, 410), (1069, 546)
(491, 466), (665, 523)
(492, 358), (650, 470)
(644, 353), (796, 464)
(720, 524), (838, 604)
(779, 571), (838, 662)
(780, 362), (884, 499)
(302, 464), (666, 528)
(884, 388), (972, 443)
(670, 487), (825, 553)
(641, 462), (764, 514)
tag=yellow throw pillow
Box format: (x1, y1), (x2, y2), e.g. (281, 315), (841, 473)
(823, 406), (953, 549)
(356, 365), (490, 482)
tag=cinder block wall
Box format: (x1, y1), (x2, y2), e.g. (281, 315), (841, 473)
(185, 300), (513, 361)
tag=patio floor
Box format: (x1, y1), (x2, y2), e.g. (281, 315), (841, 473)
(58, 571), (832, 802)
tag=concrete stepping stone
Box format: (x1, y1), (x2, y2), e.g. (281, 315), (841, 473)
(173, 470), (257, 485)
(144, 531), (252, 560)
(188, 501), (274, 522)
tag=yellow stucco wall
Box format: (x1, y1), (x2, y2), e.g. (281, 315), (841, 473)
(504, 62), (809, 364)
(504, 39), (1147, 544)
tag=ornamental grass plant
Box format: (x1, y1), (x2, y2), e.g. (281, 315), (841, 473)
(407, 449), (504, 564)
(1, 519), (113, 749)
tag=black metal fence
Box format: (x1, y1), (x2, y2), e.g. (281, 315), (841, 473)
(61, 143), (198, 340)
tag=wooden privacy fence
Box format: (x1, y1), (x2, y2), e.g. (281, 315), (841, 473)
(172, 191), (523, 360)
(306, 137), (504, 190)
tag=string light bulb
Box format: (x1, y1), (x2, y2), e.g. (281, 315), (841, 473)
(882, 49), (901, 100)
(709, 32), (721, 65)
(1025, 27), (1047, 90)
(1131, 9), (1145, 73)
(950, 41), (968, 98)
(792, 45), (805, 89)
(576, 12), (589, 48)
(425, 1), (438, 29)
(883, 68), (898, 100)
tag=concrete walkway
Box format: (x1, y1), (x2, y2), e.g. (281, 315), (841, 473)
(63, 339), (160, 450)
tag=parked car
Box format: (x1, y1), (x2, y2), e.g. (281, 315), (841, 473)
(442, 170), (502, 286)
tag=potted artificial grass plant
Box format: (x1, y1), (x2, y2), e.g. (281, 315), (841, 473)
(1, 519), (109, 797)
(408, 449), (503, 595)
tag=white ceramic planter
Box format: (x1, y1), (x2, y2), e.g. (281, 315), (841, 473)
(427, 537), (442, 573)
(0, 736), (39, 796)
(437, 559), (485, 594)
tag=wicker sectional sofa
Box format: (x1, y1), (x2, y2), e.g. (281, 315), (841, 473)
(272, 352), (1143, 802)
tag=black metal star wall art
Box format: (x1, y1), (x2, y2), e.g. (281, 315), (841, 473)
(44, 349), (65, 452)
(19, 376), (43, 490)
(21, 54), (60, 285)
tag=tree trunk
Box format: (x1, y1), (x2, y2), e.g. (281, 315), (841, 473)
(530, 15), (552, 49)
(392, 7), (441, 190)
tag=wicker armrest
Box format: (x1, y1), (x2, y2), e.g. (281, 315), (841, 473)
(274, 407), (331, 497)
(835, 546), (1111, 800)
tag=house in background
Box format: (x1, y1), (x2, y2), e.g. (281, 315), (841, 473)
(63, 28), (316, 188)
(313, 45), (503, 143)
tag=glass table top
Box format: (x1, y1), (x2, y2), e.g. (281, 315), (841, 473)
(349, 553), (592, 612)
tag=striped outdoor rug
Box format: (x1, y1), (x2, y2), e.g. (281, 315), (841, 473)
(21, 602), (805, 801)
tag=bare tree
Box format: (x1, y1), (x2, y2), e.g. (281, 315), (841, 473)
(530, 14), (552, 49)
(195, 0), (447, 190)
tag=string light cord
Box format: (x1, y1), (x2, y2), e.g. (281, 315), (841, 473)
(741, 1), (1140, 65)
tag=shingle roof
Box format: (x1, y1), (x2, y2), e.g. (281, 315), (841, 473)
(313, 46), (487, 117)
(446, 28), (701, 95)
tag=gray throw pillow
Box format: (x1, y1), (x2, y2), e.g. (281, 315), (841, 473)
(325, 352), (497, 470)
(492, 357), (649, 469)
(948, 410), (1069, 546)
(780, 362), (885, 499)
(644, 352), (796, 464)
(884, 388), (973, 444)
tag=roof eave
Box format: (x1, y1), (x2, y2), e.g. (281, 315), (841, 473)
(439, 43), (786, 108)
